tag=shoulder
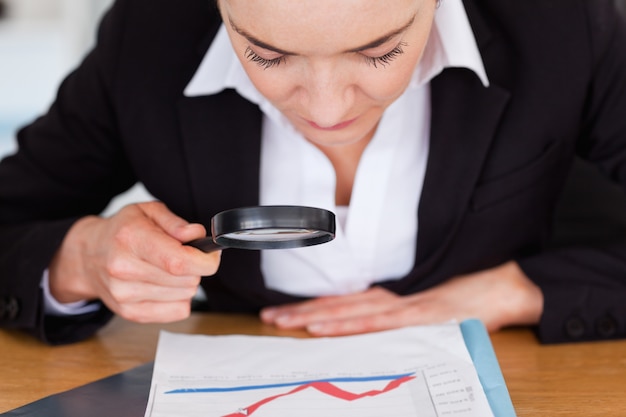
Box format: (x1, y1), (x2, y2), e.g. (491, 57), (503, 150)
(463, 0), (619, 22)
(463, 0), (626, 85)
(103, 0), (220, 31)
(98, 0), (222, 54)
(464, 0), (624, 46)
(91, 0), (223, 99)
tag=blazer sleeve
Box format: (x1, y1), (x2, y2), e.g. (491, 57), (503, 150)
(0, 0), (132, 343)
(517, 0), (626, 344)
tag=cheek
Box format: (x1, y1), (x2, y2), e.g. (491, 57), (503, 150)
(361, 29), (433, 101)
(361, 68), (414, 102)
(245, 69), (295, 104)
(230, 40), (296, 105)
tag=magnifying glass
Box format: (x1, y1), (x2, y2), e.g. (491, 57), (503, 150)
(185, 205), (336, 252)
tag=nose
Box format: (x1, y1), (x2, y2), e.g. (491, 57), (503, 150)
(300, 60), (355, 127)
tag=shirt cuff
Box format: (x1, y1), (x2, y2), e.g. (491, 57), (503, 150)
(41, 269), (101, 316)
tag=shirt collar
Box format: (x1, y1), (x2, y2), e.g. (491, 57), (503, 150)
(184, 0), (489, 99)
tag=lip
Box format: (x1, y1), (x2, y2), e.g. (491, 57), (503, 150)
(307, 117), (357, 131)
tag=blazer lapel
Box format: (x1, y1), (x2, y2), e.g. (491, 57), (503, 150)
(177, 92), (275, 305)
(413, 69), (510, 271)
(177, 92), (263, 226)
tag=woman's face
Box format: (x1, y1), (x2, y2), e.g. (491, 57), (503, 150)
(218, 0), (436, 148)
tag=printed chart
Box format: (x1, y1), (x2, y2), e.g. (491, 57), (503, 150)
(152, 371), (437, 417)
(144, 327), (494, 417)
(159, 372), (433, 417)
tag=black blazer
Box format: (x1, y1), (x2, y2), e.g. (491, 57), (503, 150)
(1, 0), (626, 344)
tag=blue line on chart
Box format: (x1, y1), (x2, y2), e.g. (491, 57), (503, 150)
(165, 372), (416, 394)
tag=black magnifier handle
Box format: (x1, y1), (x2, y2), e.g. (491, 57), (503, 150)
(186, 237), (222, 253)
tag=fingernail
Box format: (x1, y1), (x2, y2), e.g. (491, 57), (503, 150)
(260, 308), (277, 322)
(307, 323), (325, 334)
(275, 314), (293, 326)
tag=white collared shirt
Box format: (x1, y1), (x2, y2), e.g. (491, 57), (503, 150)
(184, 0), (488, 297)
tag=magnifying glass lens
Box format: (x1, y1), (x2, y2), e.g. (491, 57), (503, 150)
(224, 228), (319, 242)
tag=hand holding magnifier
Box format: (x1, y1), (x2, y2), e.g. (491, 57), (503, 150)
(186, 206), (336, 252)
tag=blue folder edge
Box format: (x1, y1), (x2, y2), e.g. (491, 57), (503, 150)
(2, 320), (516, 417)
(461, 318), (517, 417)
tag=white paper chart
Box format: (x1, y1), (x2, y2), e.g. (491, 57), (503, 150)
(144, 323), (494, 417)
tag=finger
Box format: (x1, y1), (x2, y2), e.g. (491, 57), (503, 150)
(260, 295), (357, 325)
(93, 257), (201, 305)
(115, 300), (194, 324)
(94, 267), (200, 321)
(105, 277), (200, 304)
(134, 201), (220, 272)
(150, 242), (222, 277)
(304, 298), (442, 336)
(112, 212), (221, 277)
(260, 290), (377, 325)
(261, 287), (398, 328)
(305, 308), (408, 336)
(261, 287), (390, 318)
(138, 201), (207, 242)
(102, 252), (202, 288)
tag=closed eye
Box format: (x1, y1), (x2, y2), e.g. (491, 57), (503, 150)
(362, 42), (407, 68)
(245, 47), (287, 69)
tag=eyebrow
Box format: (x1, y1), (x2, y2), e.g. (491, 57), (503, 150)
(228, 14), (417, 56)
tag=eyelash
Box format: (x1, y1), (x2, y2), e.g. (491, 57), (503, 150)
(364, 42), (408, 68)
(244, 42), (408, 70)
(245, 47), (286, 69)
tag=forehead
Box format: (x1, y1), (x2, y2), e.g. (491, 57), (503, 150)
(220, 0), (422, 54)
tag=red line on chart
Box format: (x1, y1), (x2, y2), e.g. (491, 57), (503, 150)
(222, 374), (416, 417)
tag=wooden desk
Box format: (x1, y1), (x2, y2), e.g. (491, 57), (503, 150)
(1, 314), (626, 416)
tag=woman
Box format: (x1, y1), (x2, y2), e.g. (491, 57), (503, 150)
(1, 0), (625, 344)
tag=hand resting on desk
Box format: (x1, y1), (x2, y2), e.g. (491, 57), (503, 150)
(48, 201), (221, 323)
(261, 261), (544, 336)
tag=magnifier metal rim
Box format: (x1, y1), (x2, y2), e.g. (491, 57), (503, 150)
(212, 205), (336, 250)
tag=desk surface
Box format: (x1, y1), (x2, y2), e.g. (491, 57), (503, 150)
(1, 314), (626, 416)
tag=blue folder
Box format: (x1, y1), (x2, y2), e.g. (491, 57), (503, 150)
(461, 319), (517, 417)
(2, 319), (516, 417)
